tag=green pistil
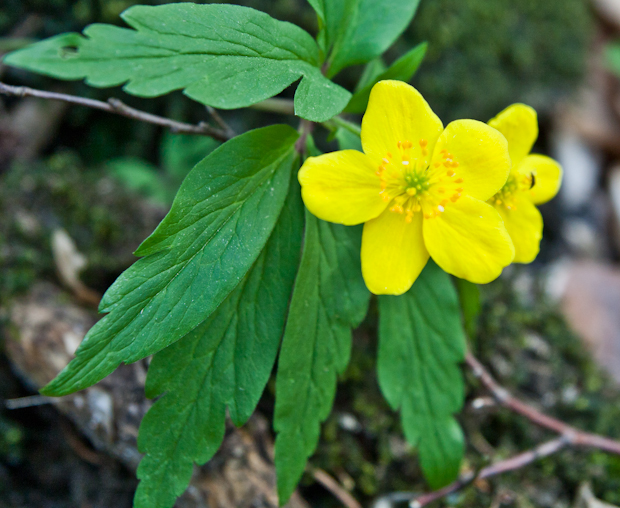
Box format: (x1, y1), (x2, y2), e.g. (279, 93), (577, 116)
(404, 171), (430, 193)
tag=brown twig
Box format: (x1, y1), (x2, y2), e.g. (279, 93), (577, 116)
(411, 437), (569, 507)
(4, 394), (56, 409)
(295, 118), (315, 154)
(312, 468), (362, 508)
(409, 352), (620, 507)
(0, 82), (232, 141)
(205, 104), (236, 138)
(465, 352), (620, 455)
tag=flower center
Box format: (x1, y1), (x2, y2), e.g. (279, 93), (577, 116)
(492, 172), (533, 210)
(376, 140), (464, 222)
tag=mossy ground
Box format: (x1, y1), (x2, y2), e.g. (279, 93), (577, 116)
(302, 269), (620, 507)
(0, 151), (165, 306)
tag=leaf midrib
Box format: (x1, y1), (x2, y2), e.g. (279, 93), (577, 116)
(56, 152), (290, 395)
(143, 266), (257, 496)
(74, 26), (315, 64)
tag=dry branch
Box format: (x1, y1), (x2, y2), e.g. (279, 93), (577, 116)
(0, 82), (232, 141)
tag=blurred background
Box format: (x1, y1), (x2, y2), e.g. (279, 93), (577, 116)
(2, 0), (620, 507)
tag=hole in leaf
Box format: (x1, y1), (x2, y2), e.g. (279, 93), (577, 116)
(59, 45), (79, 59)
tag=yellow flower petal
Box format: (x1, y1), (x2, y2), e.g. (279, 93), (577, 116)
(488, 103), (538, 166)
(496, 198), (543, 264)
(423, 196), (515, 283)
(430, 119), (511, 202)
(361, 80), (443, 166)
(516, 154), (563, 205)
(299, 150), (387, 225)
(361, 210), (429, 295)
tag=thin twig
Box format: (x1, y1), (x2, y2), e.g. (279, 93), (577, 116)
(411, 437), (570, 508)
(465, 352), (620, 455)
(5, 394), (56, 409)
(328, 116), (362, 137)
(411, 352), (620, 507)
(312, 468), (362, 508)
(205, 105), (236, 138)
(295, 118), (315, 154)
(0, 82), (232, 141)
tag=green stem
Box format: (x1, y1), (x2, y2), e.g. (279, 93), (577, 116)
(325, 116), (361, 137)
(248, 98), (295, 115)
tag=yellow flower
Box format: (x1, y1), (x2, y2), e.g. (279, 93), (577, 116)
(298, 80), (515, 295)
(487, 104), (563, 263)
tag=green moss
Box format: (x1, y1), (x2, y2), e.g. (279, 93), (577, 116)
(0, 151), (162, 304)
(307, 269), (620, 506)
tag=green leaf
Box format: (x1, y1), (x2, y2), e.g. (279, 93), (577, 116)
(322, 0), (422, 78)
(334, 123), (363, 152)
(455, 278), (481, 338)
(606, 43), (620, 76)
(378, 261), (466, 489)
(274, 211), (369, 504)
(344, 42), (427, 113)
(4, 4), (350, 122)
(326, 116), (363, 152)
(306, 0), (326, 23)
(355, 58), (388, 91)
(41, 125), (299, 397)
(135, 175), (304, 508)
(305, 0), (328, 56)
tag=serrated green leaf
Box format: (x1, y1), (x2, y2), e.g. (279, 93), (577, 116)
(4, 4), (350, 122)
(378, 261), (466, 489)
(134, 175), (304, 508)
(322, 0), (421, 78)
(344, 42), (427, 113)
(41, 125), (298, 397)
(274, 211), (369, 504)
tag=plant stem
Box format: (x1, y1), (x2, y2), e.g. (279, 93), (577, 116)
(295, 118), (314, 154)
(0, 82), (232, 141)
(205, 105), (236, 138)
(312, 468), (362, 508)
(326, 116), (362, 137)
(411, 437), (569, 507)
(465, 352), (620, 455)
(248, 97), (295, 115)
